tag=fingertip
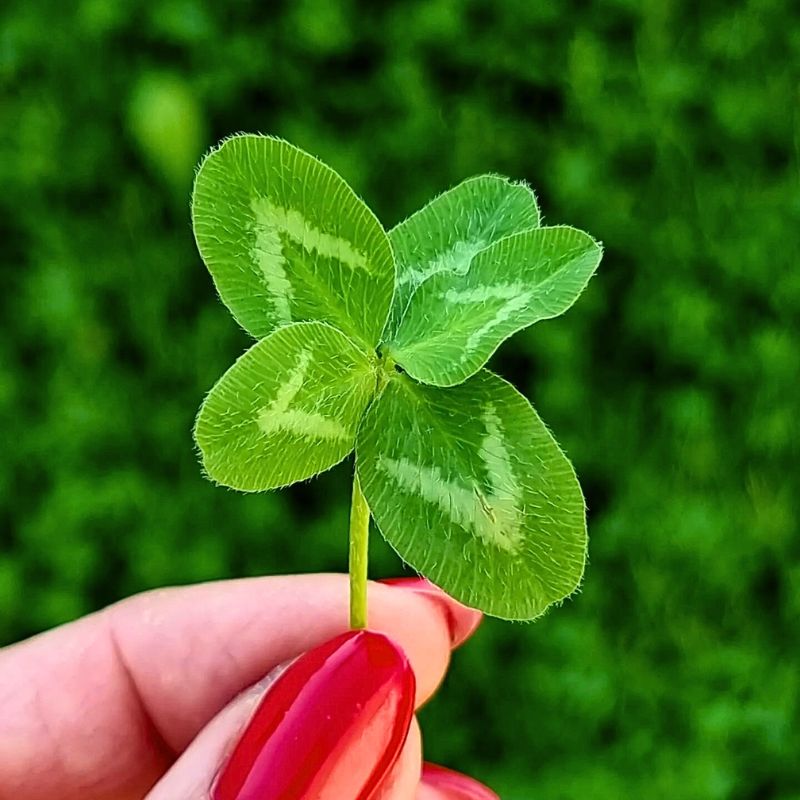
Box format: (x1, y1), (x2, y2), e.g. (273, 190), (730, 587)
(379, 578), (483, 648)
(418, 763), (499, 800)
(367, 581), (452, 707)
(374, 717), (422, 800)
(149, 633), (418, 800)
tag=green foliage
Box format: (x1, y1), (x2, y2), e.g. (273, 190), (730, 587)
(192, 135), (395, 347)
(196, 321), (375, 491)
(386, 175), (540, 338)
(357, 370), (586, 620)
(2, 0), (798, 794)
(128, 71), (206, 191)
(387, 225), (602, 386)
(192, 134), (595, 619)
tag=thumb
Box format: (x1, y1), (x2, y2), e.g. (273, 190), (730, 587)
(146, 676), (265, 800)
(147, 630), (416, 800)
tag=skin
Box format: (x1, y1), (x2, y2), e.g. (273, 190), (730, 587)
(0, 574), (476, 800)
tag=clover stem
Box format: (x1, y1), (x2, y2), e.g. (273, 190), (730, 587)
(348, 470), (370, 629)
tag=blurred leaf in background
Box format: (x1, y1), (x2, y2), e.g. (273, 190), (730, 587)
(128, 70), (206, 191)
(1, 0), (798, 796)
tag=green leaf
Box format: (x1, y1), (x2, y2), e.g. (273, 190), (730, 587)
(385, 226), (602, 387)
(356, 370), (586, 620)
(196, 321), (375, 492)
(192, 134), (395, 348)
(386, 175), (540, 338)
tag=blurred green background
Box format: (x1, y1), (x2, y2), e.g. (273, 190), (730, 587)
(2, 0), (799, 796)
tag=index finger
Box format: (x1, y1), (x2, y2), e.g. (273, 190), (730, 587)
(0, 573), (480, 800)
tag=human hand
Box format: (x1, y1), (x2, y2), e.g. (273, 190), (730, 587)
(0, 574), (497, 799)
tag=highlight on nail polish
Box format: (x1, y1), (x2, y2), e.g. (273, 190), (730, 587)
(212, 630), (415, 800)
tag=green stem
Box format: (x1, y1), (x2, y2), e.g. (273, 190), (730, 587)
(348, 470), (370, 629)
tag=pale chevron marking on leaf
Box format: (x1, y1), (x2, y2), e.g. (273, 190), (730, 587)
(396, 238), (488, 287)
(257, 348), (350, 441)
(477, 404), (523, 550)
(377, 404), (523, 553)
(251, 200), (294, 324)
(251, 195), (371, 273)
(442, 283), (533, 362)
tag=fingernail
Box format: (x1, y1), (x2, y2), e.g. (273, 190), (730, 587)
(421, 763), (499, 799)
(212, 630), (415, 800)
(380, 577), (483, 648)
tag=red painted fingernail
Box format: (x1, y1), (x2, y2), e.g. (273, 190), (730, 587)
(380, 577), (483, 648)
(421, 763), (499, 799)
(212, 630), (415, 800)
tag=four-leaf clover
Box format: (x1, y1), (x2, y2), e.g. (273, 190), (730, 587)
(192, 134), (602, 620)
